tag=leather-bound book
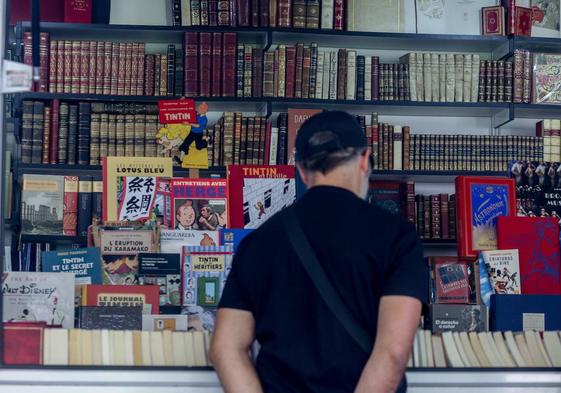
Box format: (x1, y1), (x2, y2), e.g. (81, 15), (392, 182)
(522, 50), (531, 104)
(63, 176), (78, 236)
(308, 43), (318, 98)
(199, 33), (212, 97)
(491, 60), (498, 102)
(478, 60), (486, 102)
(306, 0), (320, 28)
(334, 0), (344, 30)
(160, 54), (168, 96)
(50, 99), (60, 164)
(62, 40), (72, 93)
(236, 43), (245, 97)
(277, 0), (292, 27)
(293, 0), (306, 28)
(70, 41), (81, 94)
(209, 0), (219, 25)
(77, 102), (91, 165)
(184, 32), (199, 96)
(49, 40), (58, 93)
(285, 46), (296, 98)
(117, 42), (127, 95)
(109, 42), (119, 95)
(237, 0), (250, 26)
(301, 46), (312, 99)
(222, 33), (237, 97)
(269, 0), (277, 27)
(95, 41), (105, 95)
(243, 45), (253, 97)
(512, 50), (524, 103)
(78, 41), (89, 94)
(497, 60), (505, 102)
(167, 45), (176, 96)
(252, 47), (264, 97)
(259, 0), (269, 26)
(294, 44), (304, 98)
(174, 46), (184, 96)
(211, 33), (222, 97)
(38, 33), (50, 92)
(88, 41), (97, 94)
(58, 102), (69, 164)
(200, 0), (210, 25)
(31, 101), (45, 164)
(337, 49), (347, 100)
(251, 0), (259, 26)
(440, 193), (450, 239)
(218, 0), (231, 25)
(67, 104), (79, 164)
(144, 55), (155, 96)
(41, 106), (51, 164)
(137, 43), (146, 95)
(504, 61), (513, 102)
(372, 56), (379, 101)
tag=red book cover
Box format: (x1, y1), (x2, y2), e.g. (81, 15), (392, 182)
(455, 176), (516, 257)
(199, 33), (212, 97)
(81, 285), (160, 314)
(237, 0), (250, 26)
(79, 41), (89, 94)
(211, 32), (223, 97)
(285, 46), (297, 98)
(2, 322), (46, 365)
(227, 165), (295, 229)
(137, 43), (146, 96)
(39, 33), (50, 92)
(334, 0), (345, 30)
(514, 6), (532, 36)
(222, 32), (237, 97)
(63, 176), (78, 236)
(49, 99), (60, 164)
(497, 216), (561, 295)
(49, 40), (58, 93)
(158, 99), (197, 124)
(287, 108), (322, 165)
(184, 32), (199, 96)
(95, 41), (106, 95)
(433, 257), (472, 304)
(482, 6), (505, 36)
(64, 0), (92, 23)
(88, 41), (97, 94)
(170, 178), (227, 230)
(9, 0), (64, 24)
(501, 0), (515, 35)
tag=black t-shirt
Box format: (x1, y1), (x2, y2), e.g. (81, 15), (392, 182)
(219, 186), (428, 393)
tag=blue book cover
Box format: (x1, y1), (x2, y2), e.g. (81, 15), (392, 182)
(477, 253), (494, 308)
(41, 247), (102, 285)
(490, 294), (561, 331)
(220, 229), (254, 253)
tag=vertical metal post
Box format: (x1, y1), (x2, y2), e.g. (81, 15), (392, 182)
(31, 0), (40, 81)
(0, 0), (7, 367)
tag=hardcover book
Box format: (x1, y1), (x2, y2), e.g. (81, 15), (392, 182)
(455, 176), (516, 257)
(220, 228), (254, 253)
(102, 156), (173, 222)
(21, 174), (64, 235)
(160, 229), (220, 254)
(287, 108), (322, 165)
(2, 321), (46, 365)
(64, 0), (92, 23)
(99, 229), (155, 285)
(531, 0), (560, 38)
(2, 272), (75, 329)
(514, 6), (532, 36)
(432, 257), (479, 304)
(79, 306), (142, 330)
(482, 6), (505, 35)
(479, 249), (521, 295)
(41, 247), (102, 286)
(368, 181), (404, 216)
(490, 294), (561, 331)
(497, 216), (561, 295)
(428, 304), (487, 332)
(533, 53), (561, 104)
(171, 178), (227, 230)
(138, 253), (181, 306)
(81, 284), (160, 314)
(227, 165), (296, 229)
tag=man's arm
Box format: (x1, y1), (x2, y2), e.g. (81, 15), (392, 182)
(210, 308), (263, 393)
(354, 295), (421, 393)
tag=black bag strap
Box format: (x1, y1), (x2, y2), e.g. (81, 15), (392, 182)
(282, 208), (373, 354)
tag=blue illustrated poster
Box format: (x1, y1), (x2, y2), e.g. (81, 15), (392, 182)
(42, 247), (102, 285)
(470, 184), (510, 251)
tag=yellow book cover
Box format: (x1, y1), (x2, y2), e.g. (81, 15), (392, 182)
(102, 156), (173, 222)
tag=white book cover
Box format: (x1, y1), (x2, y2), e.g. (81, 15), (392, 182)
(184, 331), (196, 367)
(181, 0), (192, 26)
(424, 330), (435, 367)
(150, 331), (166, 366)
(480, 249), (520, 295)
(544, 331), (561, 367)
(172, 332), (188, 366)
(525, 331), (548, 367)
(92, 329), (102, 365)
(452, 332), (471, 367)
(163, 330), (174, 366)
(322, 52), (331, 99)
(393, 126), (403, 170)
(160, 229), (220, 254)
(415, 53), (424, 101)
(535, 331), (553, 367)
(454, 54), (464, 102)
(124, 330), (134, 366)
(431, 54), (440, 102)
(515, 333), (535, 366)
(439, 54), (446, 103)
(346, 51), (357, 100)
(321, 0), (334, 29)
(459, 332), (480, 367)
(445, 54), (456, 102)
(442, 332), (464, 367)
(469, 331), (491, 367)
(315, 52), (325, 99)
(432, 335), (447, 367)
(365, 57), (372, 101)
(416, 0), (498, 35)
(471, 54), (480, 102)
(2, 272), (75, 329)
(504, 331), (526, 367)
(329, 52), (338, 100)
(463, 55), (472, 102)
(141, 331), (152, 366)
(192, 331), (207, 366)
(269, 127), (279, 165)
(492, 331), (516, 367)
(418, 329), (428, 367)
(405, 53), (417, 101)
(423, 53), (432, 101)
(101, 329), (111, 366)
(480, 332), (504, 367)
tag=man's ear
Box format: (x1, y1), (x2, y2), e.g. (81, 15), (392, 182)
(359, 148), (371, 174)
(296, 163), (309, 186)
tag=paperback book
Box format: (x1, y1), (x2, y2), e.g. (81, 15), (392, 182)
(81, 284), (160, 314)
(79, 306), (143, 330)
(21, 174), (64, 235)
(431, 257), (479, 304)
(479, 249), (521, 295)
(41, 247), (102, 285)
(138, 253), (181, 307)
(160, 229), (220, 254)
(2, 272), (75, 329)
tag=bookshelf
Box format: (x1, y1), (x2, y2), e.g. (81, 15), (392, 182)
(4, 7), (561, 387)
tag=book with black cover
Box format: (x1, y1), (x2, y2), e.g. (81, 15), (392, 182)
(79, 306), (142, 330)
(67, 104), (78, 165)
(138, 253), (181, 307)
(77, 102), (91, 165)
(77, 176), (92, 237)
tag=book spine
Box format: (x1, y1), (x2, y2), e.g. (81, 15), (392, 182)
(277, 0), (291, 27)
(63, 41), (72, 93)
(284, 46), (294, 98)
(423, 196), (431, 239)
(191, 0), (202, 25)
(21, 101), (34, 164)
(321, 0), (334, 29)
(144, 55), (155, 96)
(58, 103), (69, 164)
(200, 0), (210, 25)
(77, 177), (93, 237)
(63, 176), (79, 236)
(484, 60), (492, 102)
(88, 41), (97, 95)
(38, 33), (50, 92)
(198, 33), (211, 96)
(49, 40), (58, 93)
(372, 56), (379, 101)
(263, 51), (275, 97)
(463, 54), (472, 102)
(78, 41), (89, 94)
(218, 0), (230, 25)
(95, 41), (105, 95)
(337, 49), (347, 100)
(364, 56), (371, 101)
(423, 53), (432, 102)
(172, 0), (182, 25)
(183, 0), (193, 25)
(513, 50), (524, 104)
(454, 54), (463, 102)
(393, 126), (403, 170)
(306, 0), (320, 29)
(522, 50), (531, 104)
(259, 0), (269, 26)
(497, 60), (505, 103)
(333, 0), (344, 30)
(115, 114), (125, 157)
(406, 54), (417, 101)
(301, 46), (312, 99)
(328, 51), (338, 100)
(309, 43), (318, 98)
(108, 114), (117, 157)
(110, 42), (120, 95)
(440, 194), (450, 239)
(356, 55), (365, 101)
(431, 53), (440, 102)
(371, 121), (379, 169)
(160, 54), (168, 96)
(293, 0), (306, 28)
(41, 106), (51, 164)
(504, 61), (513, 102)
(131, 43), (140, 95)
(402, 126), (410, 170)
(184, 32), (199, 96)
(449, 195), (456, 239)
(134, 114), (146, 157)
(445, 54), (454, 102)
(89, 113), (100, 164)
(49, 99), (60, 164)
(243, 45), (253, 97)
(471, 54), (480, 102)
(211, 33), (222, 97)
(477, 60), (486, 102)
(31, 101), (44, 164)
(222, 32), (237, 97)
(294, 44), (304, 98)
(209, 0), (219, 25)
(250, 0), (259, 26)
(77, 102), (91, 165)
(315, 51), (325, 99)
(236, 43), (245, 97)
(252, 47), (264, 97)
(404, 181), (415, 224)
(174, 46), (184, 96)
(491, 60), (498, 102)
(346, 50), (356, 100)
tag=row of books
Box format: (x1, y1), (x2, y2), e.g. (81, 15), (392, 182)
(21, 101), (161, 165)
(409, 329), (561, 368)
(4, 322), (210, 367)
(415, 194), (456, 241)
(538, 119), (561, 163)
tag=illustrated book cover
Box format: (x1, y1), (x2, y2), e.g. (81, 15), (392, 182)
(427, 304), (487, 332)
(2, 272), (75, 329)
(102, 156), (173, 222)
(368, 181), (404, 216)
(455, 176), (516, 257)
(41, 247), (102, 286)
(21, 174), (64, 235)
(227, 165), (296, 229)
(138, 253), (181, 306)
(479, 249), (521, 295)
(171, 178), (227, 231)
(81, 284), (160, 314)
(160, 229), (220, 254)
(431, 257), (479, 304)
(182, 245), (234, 331)
(533, 53), (561, 104)
(497, 216), (561, 295)
(287, 108), (322, 165)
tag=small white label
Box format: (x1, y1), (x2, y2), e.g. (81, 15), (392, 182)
(523, 313), (545, 331)
(2, 60), (32, 93)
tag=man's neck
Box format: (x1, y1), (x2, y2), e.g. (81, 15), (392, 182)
(308, 178), (362, 198)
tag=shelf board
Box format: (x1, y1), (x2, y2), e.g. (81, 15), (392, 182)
(17, 22), (269, 45)
(272, 28), (510, 54)
(20, 234), (88, 244)
(512, 103), (561, 119)
(421, 239), (457, 247)
(513, 35), (561, 53)
(370, 170), (508, 183)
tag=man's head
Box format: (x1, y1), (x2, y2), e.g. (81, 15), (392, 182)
(198, 102), (209, 115)
(295, 111), (371, 198)
(200, 204), (213, 218)
(176, 200), (196, 227)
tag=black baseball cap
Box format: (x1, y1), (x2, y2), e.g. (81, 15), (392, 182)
(295, 111), (367, 162)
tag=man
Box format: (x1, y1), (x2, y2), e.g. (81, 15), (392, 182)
(175, 200), (198, 230)
(176, 102), (209, 160)
(199, 204), (220, 230)
(211, 111), (427, 393)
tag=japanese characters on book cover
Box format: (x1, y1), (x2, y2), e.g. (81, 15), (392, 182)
(227, 165), (296, 229)
(455, 176), (516, 257)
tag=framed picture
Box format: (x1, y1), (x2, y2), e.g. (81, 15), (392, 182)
(197, 277), (220, 307)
